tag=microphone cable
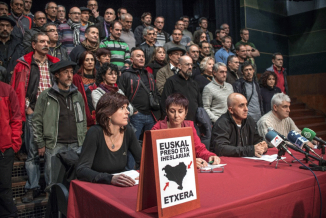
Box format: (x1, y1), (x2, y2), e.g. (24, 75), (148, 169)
(290, 153), (322, 218)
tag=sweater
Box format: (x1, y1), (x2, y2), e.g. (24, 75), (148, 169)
(58, 23), (86, 54)
(120, 29), (136, 51)
(202, 79), (233, 123)
(257, 111), (300, 148)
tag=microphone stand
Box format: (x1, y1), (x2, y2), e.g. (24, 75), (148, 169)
(291, 147), (315, 165)
(270, 146), (292, 169)
(317, 143), (325, 159)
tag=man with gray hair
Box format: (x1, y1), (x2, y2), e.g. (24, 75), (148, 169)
(57, 5), (66, 23)
(139, 26), (156, 65)
(203, 62), (234, 123)
(257, 93), (314, 148)
(0, 2), (9, 16)
(45, 2), (58, 23)
(161, 55), (202, 122)
(120, 13), (135, 50)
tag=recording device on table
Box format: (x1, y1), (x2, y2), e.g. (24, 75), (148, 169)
(265, 130), (292, 169)
(266, 128), (324, 218)
(302, 128), (326, 158)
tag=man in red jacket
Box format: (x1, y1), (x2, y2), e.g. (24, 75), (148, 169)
(11, 32), (59, 203)
(0, 81), (22, 217)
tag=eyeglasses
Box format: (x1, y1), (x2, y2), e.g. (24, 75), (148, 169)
(48, 7), (58, 10)
(46, 29), (58, 33)
(200, 166), (224, 173)
(70, 12), (81, 15)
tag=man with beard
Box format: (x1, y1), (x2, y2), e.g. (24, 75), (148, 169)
(58, 7), (86, 54)
(32, 60), (86, 192)
(95, 7), (116, 41)
(23, 11), (47, 53)
(43, 22), (69, 61)
(134, 12), (151, 46)
(100, 21), (130, 70)
(70, 25), (99, 63)
(0, 16), (24, 83)
(8, 0), (32, 40)
(161, 55), (202, 122)
(11, 32), (60, 202)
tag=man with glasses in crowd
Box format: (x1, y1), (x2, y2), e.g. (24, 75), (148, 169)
(86, 0), (103, 24)
(45, 2), (58, 23)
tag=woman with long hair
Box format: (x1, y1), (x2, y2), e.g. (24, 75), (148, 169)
(76, 92), (141, 186)
(73, 51), (97, 127)
(145, 46), (167, 79)
(259, 71), (281, 114)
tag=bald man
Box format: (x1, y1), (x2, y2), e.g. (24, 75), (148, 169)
(161, 55), (202, 122)
(210, 93), (267, 157)
(23, 11), (47, 53)
(58, 7), (86, 54)
(95, 8), (116, 41)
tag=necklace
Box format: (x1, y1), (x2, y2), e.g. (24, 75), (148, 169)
(108, 136), (115, 149)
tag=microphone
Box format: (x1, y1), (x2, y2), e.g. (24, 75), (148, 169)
(267, 127), (288, 141)
(287, 130), (321, 158)
(302, 128), (326, 145)
(265, 130), (292, 155)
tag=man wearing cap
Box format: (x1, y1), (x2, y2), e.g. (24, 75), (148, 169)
(80, 7), (93, 28)
(32, 60), (86, 191)
(0, 16), (24, 83)
(70, 25), (99, 63)
(156, 46), (185, 94)
(11, 32), (60, 202)
(161, 55), (202, 122)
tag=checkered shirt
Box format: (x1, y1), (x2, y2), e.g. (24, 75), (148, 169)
(36, 59), (51, 98)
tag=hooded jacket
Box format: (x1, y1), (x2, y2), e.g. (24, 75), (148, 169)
(210, 111), (263, 157)
(10, 52), (60, 121)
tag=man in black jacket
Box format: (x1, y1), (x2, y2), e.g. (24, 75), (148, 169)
(95, 8), (115, 41)
(232, 61), (263, 123)
(210, 93), (267, 157)
(161, 55), (202, 122)
(119, 48), (160, 139)
(43, 23), (69, 61)
(139, 26), (156, 65)
(0, 16), (24, 83)
(134, 12), (151, 46)
(226, 55), (241, 85)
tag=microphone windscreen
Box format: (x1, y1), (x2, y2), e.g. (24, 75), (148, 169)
(301, 128), (316, 141)
(287, 130), (309, 149)
(265, 130), (283, 148)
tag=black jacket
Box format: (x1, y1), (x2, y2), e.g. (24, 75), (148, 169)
(226, 67), (242, 85)
(139, 42), (155, 65)
(69, 44), (87, 63)
(260, 85), (282, 114)
(134, 24), (146, 46)
(23, 26), (42, 54)
(210, 111), (263, 157)
(232, 78), (264, 116)
(118, 67), (161, 121)
(49, 42), (70, 61)
(95, 21), (109, 41)
(2, 35), (25, 83)
(161, 73), (203, 122)
(146, 60), (166, 79)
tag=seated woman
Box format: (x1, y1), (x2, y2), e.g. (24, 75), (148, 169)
(95, 48), (111, 73)
(76, 92), (141, 186)
(73, 51), (97, 127)
(195, 57), (215, 93)
(92, 63), (136, 115)
(145, 46), (167, 79)
(259, 71), (281, 114)
(152, 93), (221, 168)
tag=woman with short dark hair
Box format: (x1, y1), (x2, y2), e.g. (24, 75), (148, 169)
(152, 93), (221, 168)
(95, 48), (111, 72)
(76, 92), (141, 186)
(260, 71), (281, 114)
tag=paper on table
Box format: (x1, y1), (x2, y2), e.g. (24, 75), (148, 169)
(242, 154), (286, 162)
(201, 164), (227, 170)
(112, 170), (139, 185)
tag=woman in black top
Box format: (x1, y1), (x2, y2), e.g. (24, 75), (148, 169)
(145, 46), (167, 79)
(259, 71), (282, 114)
(76, 92), (142, 186)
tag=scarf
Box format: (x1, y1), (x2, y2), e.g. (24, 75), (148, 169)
(99, 82), (119, 93)
(81, 39), (99, 52)
(67, 19), (81, 46)
(103, 21), (110, 38)
(10, 10), (25, 35)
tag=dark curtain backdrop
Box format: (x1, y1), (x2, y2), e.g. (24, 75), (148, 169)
(156, 0), (183, 34)
(215, 0), (241, 43)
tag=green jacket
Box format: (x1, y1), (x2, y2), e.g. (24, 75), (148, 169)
(32, 83), (87, 149)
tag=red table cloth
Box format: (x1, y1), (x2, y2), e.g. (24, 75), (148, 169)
(67, 149), (326, 218)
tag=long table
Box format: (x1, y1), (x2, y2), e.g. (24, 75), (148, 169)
(67, 149), (326, 217)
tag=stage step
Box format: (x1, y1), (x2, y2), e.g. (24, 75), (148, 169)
(16, 194), (48, 218)
(290, 109), (315, 117)
(292, 116), (325, 126)
(290, 102), (306, 110)
(297, 122), (326, 132)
